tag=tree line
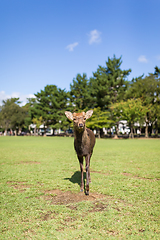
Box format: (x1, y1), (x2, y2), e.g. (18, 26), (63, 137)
(0, 55), (160, 138)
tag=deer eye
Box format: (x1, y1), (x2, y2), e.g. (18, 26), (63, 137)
(73, 118), (76, 121)
(84, 118), (86, 120)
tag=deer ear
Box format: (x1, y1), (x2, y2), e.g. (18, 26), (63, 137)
(85, 110), (93, 120)
(65, 111), (73, 121)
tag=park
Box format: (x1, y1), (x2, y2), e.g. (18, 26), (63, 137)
(1, 1), (160, 239)
(0, 136), (159, 239)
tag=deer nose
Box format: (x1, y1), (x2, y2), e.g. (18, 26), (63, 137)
(79, 123), (84, 128)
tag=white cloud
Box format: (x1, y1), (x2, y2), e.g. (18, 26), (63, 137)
(88, 29), (101, 45)
(0, 91), (35, 106)
(66, 42), (79, 51)
(138, 55), (148, 63)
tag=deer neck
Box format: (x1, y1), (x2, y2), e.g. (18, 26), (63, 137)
(74, 126), (87, 142)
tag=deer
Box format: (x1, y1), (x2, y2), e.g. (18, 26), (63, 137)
(65, 110), (95, 195)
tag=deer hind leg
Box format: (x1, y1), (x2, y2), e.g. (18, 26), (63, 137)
(78, 156), (84, 192)
(85, 154), (91, 195)
(88, 153), (92, 183)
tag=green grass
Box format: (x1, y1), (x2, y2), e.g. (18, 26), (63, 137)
(0, 136), (160, 239)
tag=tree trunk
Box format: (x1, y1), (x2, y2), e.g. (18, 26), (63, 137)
(113, 122), (119, 139)
(109, 128), (112, 138)
(100, 128), (104, 138)
(140, 127), (142, 136)
(10, 129), (13, 136)
(155, 119), (158, 137)
(18, 128), (22, 135)
(155, 129), (158, 137)
(145, 121), (149, 138)
(97, 129), (100, 139)
(129, 125), (134, 138)
(43, 123), (47, 137)
(34, 127), (37, 136)
(43, 127), (47, 137)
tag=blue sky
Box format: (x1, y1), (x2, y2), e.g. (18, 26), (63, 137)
(0, 0), (160, 105)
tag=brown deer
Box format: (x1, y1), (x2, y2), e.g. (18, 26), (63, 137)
(65, 110), (95, 195)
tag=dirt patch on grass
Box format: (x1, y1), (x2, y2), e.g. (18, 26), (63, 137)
(18, 161), (41, 164)
(7, 181), (32, 191)
(122, 172), (160, 181)
(89, 201), (108, 212)
(24, 228), (36, 236)
(91, 170), (111, 176)
(41, 211), (57, 221)
(43, 189), (106, 205)
(40, 191), (110, 224)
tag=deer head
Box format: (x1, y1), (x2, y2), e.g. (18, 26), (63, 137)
(65, 110), (93, 131)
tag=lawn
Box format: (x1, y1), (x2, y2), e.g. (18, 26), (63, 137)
(0, 136), (160, 239)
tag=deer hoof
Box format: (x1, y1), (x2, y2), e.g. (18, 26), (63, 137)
(85, 190), (89, 195)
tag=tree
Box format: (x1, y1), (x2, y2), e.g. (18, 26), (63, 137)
(127, 69), (160, 137)
(89, 55), (131, 110)
(69, 73), (94, 111)
(153, 104), (160, 136)
(23, 98), (37, 133)
(110, 104), (123, 139)
(154, 66), (160, 76)
(33, 85), (68, 135)
(111, 99), (149, 138)
(86, 108), (112, 138)
(32, 116), (43, 136)
(0, 98), (27, 135)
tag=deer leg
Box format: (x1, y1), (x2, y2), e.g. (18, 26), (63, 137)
(85, 155), (90, 195)
(78, 156), (84, 192)
(88, 153), (92, 183)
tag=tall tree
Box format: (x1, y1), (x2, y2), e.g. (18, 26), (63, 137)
(33, 85), (68, 135)
(154, 104), (160, 136)
(23, 97), (37, 132)
(111, 99), (148, 138)
(127, 69), (160, 137)
(89, 55), (131, 110)
(0, 98), (26, 135)
(154, 66), (160, 76)
(69, 73), (94, 111)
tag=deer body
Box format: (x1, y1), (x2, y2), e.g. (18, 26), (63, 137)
(65, 110), (95, 195)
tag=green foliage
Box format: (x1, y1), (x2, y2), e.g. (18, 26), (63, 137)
(90, 55), (131, 110)
(111, 99), (149, 137)
(33, 85), (68, 130)
(23, 98), (37, 128)
(128, 74), (160, 106)
(154, 66), (160, 76)
(0, 98), (27, 132)
(86, 107), (112, 129)
(127, 73), (160, 136)
(111, 98), (148, 125)
(32, 116), (43, 128)
(69, 73), (93, 111)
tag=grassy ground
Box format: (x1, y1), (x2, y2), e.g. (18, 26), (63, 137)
(0, 136), (160, 239)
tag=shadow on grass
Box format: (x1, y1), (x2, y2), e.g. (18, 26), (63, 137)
(64, 171), (86, 188)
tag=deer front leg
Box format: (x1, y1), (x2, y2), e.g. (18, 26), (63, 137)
(78, 156), (84, 192)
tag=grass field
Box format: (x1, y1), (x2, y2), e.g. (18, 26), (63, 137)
(0, 136), (160, 239)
